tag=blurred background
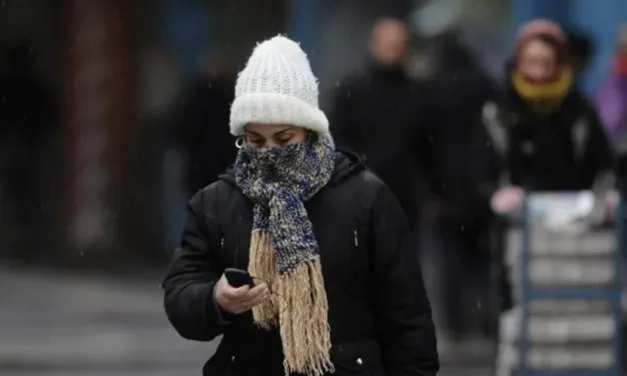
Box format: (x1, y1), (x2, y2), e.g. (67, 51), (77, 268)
(0, 0), (626, 375)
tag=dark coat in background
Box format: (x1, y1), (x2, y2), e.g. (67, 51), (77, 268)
(418, 34), (500, 337)
(0, 44), (57, 255)
(329, 66), (435, 227)
(424, 34), (498, 224)
(163, 152), (439, 376)
(0, 44), (56, 143)
(168, 74), (237, 195)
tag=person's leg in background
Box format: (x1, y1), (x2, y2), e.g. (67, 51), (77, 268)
(462, 222), (492, 338)
(437, 220), (470, 340)
(0, 144), (19, 253)
(17, 149), (38, 255)
(4, 141), (30, 255)
(419, 212), (468, 352)
(418, 211), (450, 353)
(436, 218), (497, 362)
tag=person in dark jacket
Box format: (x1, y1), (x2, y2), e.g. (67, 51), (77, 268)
(483, 20), (614, 215)
(0, 42), (56, 252)
(330, 17), (434, 228)
(162, 35), (438, 376)
(422, 31), (498, 340)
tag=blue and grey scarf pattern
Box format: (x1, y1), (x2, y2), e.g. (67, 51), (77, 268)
(233, 134), (335, 376)
(234, 135), (335, 274)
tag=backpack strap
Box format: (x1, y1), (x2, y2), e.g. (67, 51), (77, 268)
(571, 116), (589, 163)
(482, 101), (511, 187)
(482, 101), (509, 157)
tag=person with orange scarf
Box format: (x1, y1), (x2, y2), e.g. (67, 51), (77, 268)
(484, 20), (615, 215)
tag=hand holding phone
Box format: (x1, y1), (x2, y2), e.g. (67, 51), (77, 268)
(224, 268), (255, 288)
(215, 269), (267, 315)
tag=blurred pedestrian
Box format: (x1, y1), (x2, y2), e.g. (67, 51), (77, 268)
(596, 25), (627, 141)
(167, 52), (237, 197)
(597, 25), (627, 186)
(0, 42), (56, 255)
(330, 17), (434, 229)
(478, 22), (616, 352)
(421, 30), (498, 342)
(163, 35), (438, 376)
(484, 20), (614, 215)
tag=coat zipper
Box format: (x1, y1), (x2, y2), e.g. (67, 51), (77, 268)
(353, 230), (359, 248)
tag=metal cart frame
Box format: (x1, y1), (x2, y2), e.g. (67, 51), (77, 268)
(516, 195), (624, 376)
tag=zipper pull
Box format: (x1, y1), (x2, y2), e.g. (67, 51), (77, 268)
(353, 230), (359, 247)
(220, 238), (224, 248)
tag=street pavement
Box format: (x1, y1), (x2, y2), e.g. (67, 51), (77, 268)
(0, 265), (493, 376)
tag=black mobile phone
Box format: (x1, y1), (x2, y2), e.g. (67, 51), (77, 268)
(224, 268), (255, 288)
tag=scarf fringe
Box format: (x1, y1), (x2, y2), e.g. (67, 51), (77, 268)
(249, 230), (333, 376)
(249, 230), (278, 328)
(278, 258), (333, 376)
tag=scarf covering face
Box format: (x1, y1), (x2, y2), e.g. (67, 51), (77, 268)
(234, 134), (336, 376)
(512, 68), (573, 114)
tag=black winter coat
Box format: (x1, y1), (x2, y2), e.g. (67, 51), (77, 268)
(329, 67), (435, 226)
(481, 89), (615, 192)
(163, 152), (439, 376)
(424, 50), (497, 224)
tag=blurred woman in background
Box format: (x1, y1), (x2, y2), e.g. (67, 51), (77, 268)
(484, 20), (614, 215)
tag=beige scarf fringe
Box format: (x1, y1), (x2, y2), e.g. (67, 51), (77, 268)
(249, 230), (334, 376)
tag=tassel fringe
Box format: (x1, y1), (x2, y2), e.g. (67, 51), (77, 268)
(249, 230), (334, 376)
(249, 230), (278, 327)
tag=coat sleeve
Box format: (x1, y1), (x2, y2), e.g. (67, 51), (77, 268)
(162, 186), (227, 341)
(369, 181), (439, 376)
(582, 107), (617, 196)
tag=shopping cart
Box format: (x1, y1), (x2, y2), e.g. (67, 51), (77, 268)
(496, 192), (623, 376)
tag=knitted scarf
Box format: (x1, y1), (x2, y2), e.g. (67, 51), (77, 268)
(233, 134), (336, 376)
(512, 68), (573, 114)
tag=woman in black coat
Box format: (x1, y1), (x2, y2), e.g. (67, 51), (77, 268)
(485, 20), (614, 214)
(162, 35), (439, 376)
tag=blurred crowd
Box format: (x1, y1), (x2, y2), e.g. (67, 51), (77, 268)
(2, 3), (627, 357)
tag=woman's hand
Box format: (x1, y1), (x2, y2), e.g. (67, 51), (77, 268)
(215, 274), (269, 315)
(491, 186), (525, 215)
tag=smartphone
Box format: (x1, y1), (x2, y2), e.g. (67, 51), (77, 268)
(224, 268), (255, 288)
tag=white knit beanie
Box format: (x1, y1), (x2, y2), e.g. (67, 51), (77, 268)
(229, 35), (329, 136)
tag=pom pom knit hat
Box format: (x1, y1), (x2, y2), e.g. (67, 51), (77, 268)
(229, 35), (329, 136)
